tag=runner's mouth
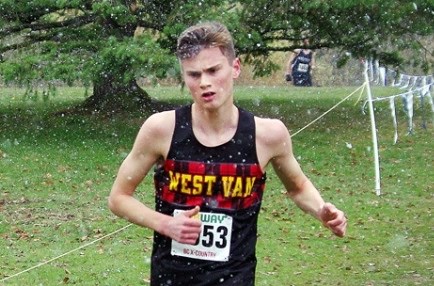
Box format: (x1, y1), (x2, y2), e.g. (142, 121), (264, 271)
(202, 92), (215, 98)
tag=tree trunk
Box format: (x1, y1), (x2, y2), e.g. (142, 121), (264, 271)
(61, 73), (176, 116)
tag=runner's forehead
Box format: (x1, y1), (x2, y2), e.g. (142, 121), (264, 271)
(181, 47), (227, 72)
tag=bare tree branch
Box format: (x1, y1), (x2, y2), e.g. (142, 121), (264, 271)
(0, 14), (96, 37)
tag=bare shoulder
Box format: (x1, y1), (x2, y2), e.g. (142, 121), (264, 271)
(133, 110), (176, 155)
(140, 110), (176, 136)
(255, 117), (290, 144)
(255, 117), (293, 169)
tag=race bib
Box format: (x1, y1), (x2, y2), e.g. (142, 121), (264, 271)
(297, 63), (309, 73)
(171, 210), (233, 262)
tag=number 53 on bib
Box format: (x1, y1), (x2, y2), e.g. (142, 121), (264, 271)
(171, 210), (233, 262)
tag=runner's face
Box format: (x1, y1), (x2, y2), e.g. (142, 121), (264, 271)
(181, 47), (240, 109)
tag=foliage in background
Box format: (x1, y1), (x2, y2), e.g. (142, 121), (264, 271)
(0, 1), (433, 111)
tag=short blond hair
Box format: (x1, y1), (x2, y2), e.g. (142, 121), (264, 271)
(176, 21), (236, 61)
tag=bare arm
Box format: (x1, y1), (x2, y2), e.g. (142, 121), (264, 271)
(256, 118), (347, 237)
(286, 49), (299, 74)
(108, 111), (201, 244)
(267, 121), (325, 217)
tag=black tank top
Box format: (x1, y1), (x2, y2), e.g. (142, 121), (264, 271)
(152, 105), (267, 286)
(292, 50), (312, 74)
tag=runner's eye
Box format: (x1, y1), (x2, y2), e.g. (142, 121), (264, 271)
(189, 72), (201, 78)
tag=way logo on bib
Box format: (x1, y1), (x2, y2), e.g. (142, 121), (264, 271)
(171, 210), (233, 261)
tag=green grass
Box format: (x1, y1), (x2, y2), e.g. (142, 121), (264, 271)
(0, 85), (433, 285)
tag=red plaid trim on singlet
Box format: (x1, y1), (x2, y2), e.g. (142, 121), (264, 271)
(157, 159), (266, 210)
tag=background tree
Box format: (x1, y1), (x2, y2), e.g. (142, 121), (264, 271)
(1, 0), (433, 113)
(0, 0), (234, 112)
(236, 0), (434, 75)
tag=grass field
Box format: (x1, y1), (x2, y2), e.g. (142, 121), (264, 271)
(0, 85), (433, 285)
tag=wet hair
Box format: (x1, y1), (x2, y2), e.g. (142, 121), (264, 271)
(176, 21), (236, 61)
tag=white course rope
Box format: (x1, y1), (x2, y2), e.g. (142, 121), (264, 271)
(291, 83), (366, 137)
(0, 224), (132, 282)
(1, 84), (365, 282)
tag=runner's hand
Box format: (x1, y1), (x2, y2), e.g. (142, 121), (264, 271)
(166, 206), (202, 244)
(319, 203), (347, 237)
